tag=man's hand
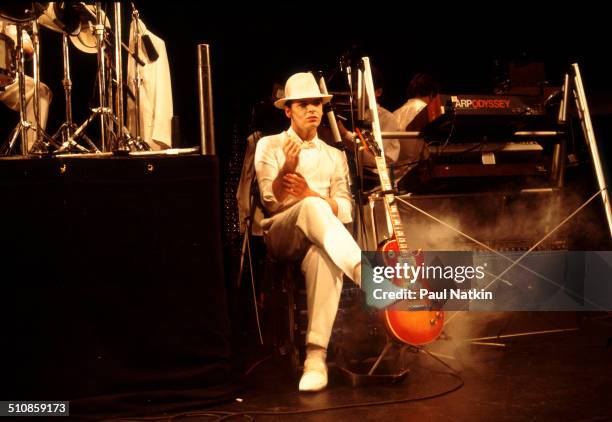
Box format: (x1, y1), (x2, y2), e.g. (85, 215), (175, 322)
(282, 173), (316, 199)
(283, 173), (339, 215)
(281, 134), (301, 174)
(272, 135), (302, 203)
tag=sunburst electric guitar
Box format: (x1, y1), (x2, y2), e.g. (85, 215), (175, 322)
(356, 128), (444, 345)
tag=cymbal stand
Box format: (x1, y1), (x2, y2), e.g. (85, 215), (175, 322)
(51, 32), (98, 153)
(129, 3), (150, 151)
(1, 20), (57, 155)
(16, 22), (30, 154)
(30, 18), (43, 151)
(1, 23), (29, 155)
(55, 2), (115, 154)
(111, 2), (125, 151)
(109, 2), (147, 152)
(31, 17), (62, 154)
(56, 2), (143, 154)
(95, 2), (109, 151)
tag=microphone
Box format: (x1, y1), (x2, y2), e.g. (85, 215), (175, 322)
(141, 34), (158, 62)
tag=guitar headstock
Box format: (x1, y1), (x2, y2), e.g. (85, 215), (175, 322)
(355, 127), (382, 157)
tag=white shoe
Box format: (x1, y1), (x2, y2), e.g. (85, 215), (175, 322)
(298, 355), (328, 392)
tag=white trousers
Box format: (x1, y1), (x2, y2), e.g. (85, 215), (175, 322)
(0, 75), (52, 152)
(262, 196), (361, 349)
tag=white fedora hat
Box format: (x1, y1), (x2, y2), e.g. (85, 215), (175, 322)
(274, 72), (332, 109)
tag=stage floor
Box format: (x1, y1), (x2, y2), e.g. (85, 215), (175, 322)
(196, 312), (612, 421)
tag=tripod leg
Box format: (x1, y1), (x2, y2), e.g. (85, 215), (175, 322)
(52, 123), (68, 142)
(30, 138), (47, 154)
(81, 134), (99, 152)
(42, 131), (64, 150)
(368, 342), (393, 375)
(55, 111), (99, 154)
(2, 124), (21, 155)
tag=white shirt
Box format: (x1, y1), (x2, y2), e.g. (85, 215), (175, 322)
(393, 98), (427, 131)
(254, 127), (353, 224)
(392, 98), (429, 167)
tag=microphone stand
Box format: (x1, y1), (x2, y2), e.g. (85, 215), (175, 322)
(317, 72), (343, 147)
(318, 69), (367, 245)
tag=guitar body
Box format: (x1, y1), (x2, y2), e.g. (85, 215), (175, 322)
(379, 237), (444, 345)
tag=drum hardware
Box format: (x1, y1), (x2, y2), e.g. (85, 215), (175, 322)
(55, 105), (139, 154)
(92, 2), (110, 151)
(112, 1), (129, 152)
(1, 5), (59, 155)
(31, 16), (42, 146)
(37, 2), (110, 54)
(128, 3), (150, 151)
(51, 2), (143, 154)
(50, 32), (98, 153)
(0, 23), (32, 156)
(31, 2), (103, 153)
(62, 2), (146, 153)
(0, 16), (58, 156)
(105, 2), (148, 151)
(30, 15), (61, 154)
(38, 2), (81, 36)
(69, 2), (144, 68)
(1, 2), (153, 155)
(67, 3), (146, 77)
(36, 2), (99, 153)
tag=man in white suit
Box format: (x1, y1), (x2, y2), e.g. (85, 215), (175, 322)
(255, 72), (363, 392)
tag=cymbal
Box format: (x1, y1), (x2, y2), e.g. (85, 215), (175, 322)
(38, 2), (81, 36)
(69, 3), (110, 54)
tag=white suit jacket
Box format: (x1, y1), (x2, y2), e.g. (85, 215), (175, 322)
(127, 20), (173, 149)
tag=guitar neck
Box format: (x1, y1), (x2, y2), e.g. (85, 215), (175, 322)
(373, 157), (409, 254)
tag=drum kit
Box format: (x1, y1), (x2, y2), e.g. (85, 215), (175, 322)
(0, 2), (150, 156)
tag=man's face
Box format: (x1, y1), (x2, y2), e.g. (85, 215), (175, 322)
(285, 98), (323, 132)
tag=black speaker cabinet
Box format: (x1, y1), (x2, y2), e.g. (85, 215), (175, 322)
(0, 155), (232, 406)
